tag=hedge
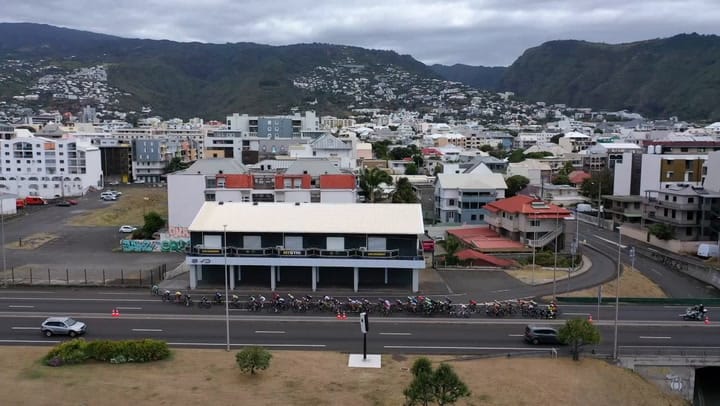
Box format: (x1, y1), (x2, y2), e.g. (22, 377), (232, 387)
(43, 338), (170, 367)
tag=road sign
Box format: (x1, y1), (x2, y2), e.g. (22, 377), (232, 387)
(360, 312), (369, 334)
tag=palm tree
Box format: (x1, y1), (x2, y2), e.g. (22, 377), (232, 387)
(359, 167), (393, 203)
(391, 177), (419, 203)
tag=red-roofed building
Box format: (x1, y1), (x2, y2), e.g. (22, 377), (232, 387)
(485, 195), (571, 249)
(569, 170), (591, 186)
(455, 249), (518, 267)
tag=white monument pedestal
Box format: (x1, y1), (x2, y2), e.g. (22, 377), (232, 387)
(348, 354), (381, 368)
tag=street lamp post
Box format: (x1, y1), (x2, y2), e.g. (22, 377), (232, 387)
(596, 181), (602, 228)
(552, 214), (559, 299)
(1, 199), (5, 287)
(629, 246), (636, 273)
(223, 224), (230, 352)
(613, 226), (623, 360)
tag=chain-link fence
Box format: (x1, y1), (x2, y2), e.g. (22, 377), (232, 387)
(0, 264), (167, 287)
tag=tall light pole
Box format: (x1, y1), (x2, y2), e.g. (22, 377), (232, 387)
(1, 198), (5, 287)
(613, 226), (623, 360)
(552, 212), (559, 298)
(596, 181), (602, 229)
(223, 224), (230, 352)
(531, 227), (537, 285)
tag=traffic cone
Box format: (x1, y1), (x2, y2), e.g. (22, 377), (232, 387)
(705, 315), (710, 325)
(342, 312), (348, 320)
(112, 308), (120, 318)
(588, 314), (593, 323)
(336, 312), (342, 320)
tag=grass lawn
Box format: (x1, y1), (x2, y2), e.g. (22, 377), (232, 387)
(5, 347), (686, 405)
(69, 186), (168, 227)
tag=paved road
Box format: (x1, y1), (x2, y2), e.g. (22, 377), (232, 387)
(579, 223), (720, 298)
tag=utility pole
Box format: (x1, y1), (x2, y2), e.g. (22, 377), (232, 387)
(613, 226), (623, 360)
(597, 181), (602, 229)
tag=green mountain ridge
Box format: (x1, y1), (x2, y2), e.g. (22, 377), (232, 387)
(499, 34), (720, 121)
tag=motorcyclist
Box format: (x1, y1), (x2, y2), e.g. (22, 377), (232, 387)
(201, 296), (209, 304)
(174, 291), (182, 303)
(215, 291), (223, 303)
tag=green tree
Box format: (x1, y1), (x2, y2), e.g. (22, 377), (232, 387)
(433, 163), (444, 176)
(359, 167), (393, 203)
(441, 236), (462, 265)
(405, 163), (419, 175)
(412, 154), (424, 168)
(235, 346), (272, 375)
(372, 140), (390, 160)
(507, 149), (526, 163)
(163, 157), (190, 174)
(142, 211), (165, 236)
(580, 170), (613, 201)
(505, 175), (530, 197)
(391, 177), (419, 203)
(558, 318), (601, 361)
(479, 144), (494, 152)
(648, 223), (674, 240)
(404, 358), (470, 406)
(432, 363), (471, 406)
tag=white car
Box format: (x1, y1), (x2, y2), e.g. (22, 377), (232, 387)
(119, 225), (137, 233)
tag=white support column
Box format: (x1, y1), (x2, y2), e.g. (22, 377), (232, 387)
(353, 267), (359, 293)
(189, 264), (197, 289)
(412, 269), (420, 293)
(229, 265), (235, 290)
(237, 265), (241, 281)
(270, 266), (276, 291)
(312, 267), (317, 292)
(277, 266), (280, 282)
(384, 268), (388, 285)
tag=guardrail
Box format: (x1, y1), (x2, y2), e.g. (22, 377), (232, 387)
(186, 246), (422, 260)
(619, 346), (720, 358)
(556, 297), (720, 305)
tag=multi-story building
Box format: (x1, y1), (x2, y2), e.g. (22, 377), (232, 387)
(558, 131), (594, 153)
(132, 139), (166, 184)
(167, 158), (357, 237)
(184, 202), (425, 292)
(485, 195), (570, 249)
(226, 111), (319, 136)
(434, 172), (507, 224)
(0, 130), (102, 198)
(641, 185), (720, 241)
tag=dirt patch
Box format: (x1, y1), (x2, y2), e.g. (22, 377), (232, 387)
(506, 266), (574, 285)
(5, 233), (58, 250)
(4, 347), (686, 405)
(562, 266), (667, 298)
(68, 187), (168, 227)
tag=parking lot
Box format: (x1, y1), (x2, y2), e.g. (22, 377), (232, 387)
(0, 187), (183, 280)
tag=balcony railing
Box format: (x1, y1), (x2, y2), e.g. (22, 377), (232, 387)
(526, 226), (563, 248)
(187, 245), (421, 260)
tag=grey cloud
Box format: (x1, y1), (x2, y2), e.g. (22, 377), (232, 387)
(0, 0), (719, 65)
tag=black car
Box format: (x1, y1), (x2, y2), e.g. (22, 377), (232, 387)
(56, 200), (71, 207)
(524, 325), (562, 345)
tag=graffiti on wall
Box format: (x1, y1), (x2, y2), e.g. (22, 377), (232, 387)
(121, 238), (190, 253)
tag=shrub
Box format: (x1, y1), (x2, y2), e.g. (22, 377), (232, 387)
(236, 346), (272, 375)
(44, 338), (170, 367)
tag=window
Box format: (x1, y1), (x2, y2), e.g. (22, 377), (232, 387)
(686, 228), (692, 236)
(672, 196), (677, 202)
(664, 195), (669, 201)
(688, 212), (694, 220)
(471, 214), (477, 221)
(688, 197), (694, 203)
(448, 199), (455, 206)
(666, 171), (674, 179)
(530, 220), (540, 227)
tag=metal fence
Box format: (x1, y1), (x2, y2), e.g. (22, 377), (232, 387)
(0, 264), (167, 287)
(619, 346), (720, 358)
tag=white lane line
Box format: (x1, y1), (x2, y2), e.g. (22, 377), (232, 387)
(508, 334), (524, 337)
(639, 336), (672, 340)
(0, 339), (60, 343)
(116, 307), (142, 310)
(11, 327), (39, 330)
(595, 236), (627, 249)
(491, 289), (510, 293)
(255, 330), (286, 334)
(132, 328), (163, 332)
(385, 345), (556, 351)
(565, 312), (590, 316)
(167, 342), (326, 348)
(8, 305), (34, 308)
(649, 268), (663, 276)
(380, 332), (412, 336)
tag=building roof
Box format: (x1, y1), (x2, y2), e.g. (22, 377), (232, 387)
(524, 143), (566, 156)
(189, 202), (424, 234)
(181, 159), (247, 175)
(455, 249), (516, 267)
(284, 158), (341, 176)
(311, 133), (351, 150)
(485, 195), (571, 217)
(569, 170), (591, 185)
(436, 173), (507, 190)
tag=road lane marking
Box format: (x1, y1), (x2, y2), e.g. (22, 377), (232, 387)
(491, 289), (510, 293)
(565, 312), (590, 316)
(11, 327), (39, 330)
(380, 332), (411, 336)
(255, 330), (285, 334)
(132, 328), (163, 332)
(0, 339), (60, 343)
(8, 305), (34, 308)
(385, 345), (555, 351)
(116, 307), (142, 310)
(508, 334), (524, 337)
(638, 336), (672, 340)
(649, 268), (663, 276)
(594, 236), (627, 249)
(167, 342), (326, 348)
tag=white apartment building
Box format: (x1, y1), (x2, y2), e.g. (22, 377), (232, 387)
(0, 130), (102, 198)
(558, 131), (594, 153)
(514, 132), (557, 149)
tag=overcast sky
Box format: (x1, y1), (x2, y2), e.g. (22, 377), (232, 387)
(1, 0), (719, 66)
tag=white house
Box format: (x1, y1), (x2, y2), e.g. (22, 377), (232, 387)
(434, 172), (507, 224)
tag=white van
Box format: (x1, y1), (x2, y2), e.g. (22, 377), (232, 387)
(697, 244), (719, 258)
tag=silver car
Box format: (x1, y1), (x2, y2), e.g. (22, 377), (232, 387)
(41, 317), (87, 337)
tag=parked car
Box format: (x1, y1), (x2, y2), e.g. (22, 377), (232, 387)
(524, 325), (562, 345)
(101, 194), (117, 201)
(15, 198), (25, 209)
(108, 190), (122, 196)
(24, 196), (46, 205)
(119, 225), (137, 233)
(56, 200), (71, 207)
(67, 199), (78, 205)
(40, 316), (87, 337)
